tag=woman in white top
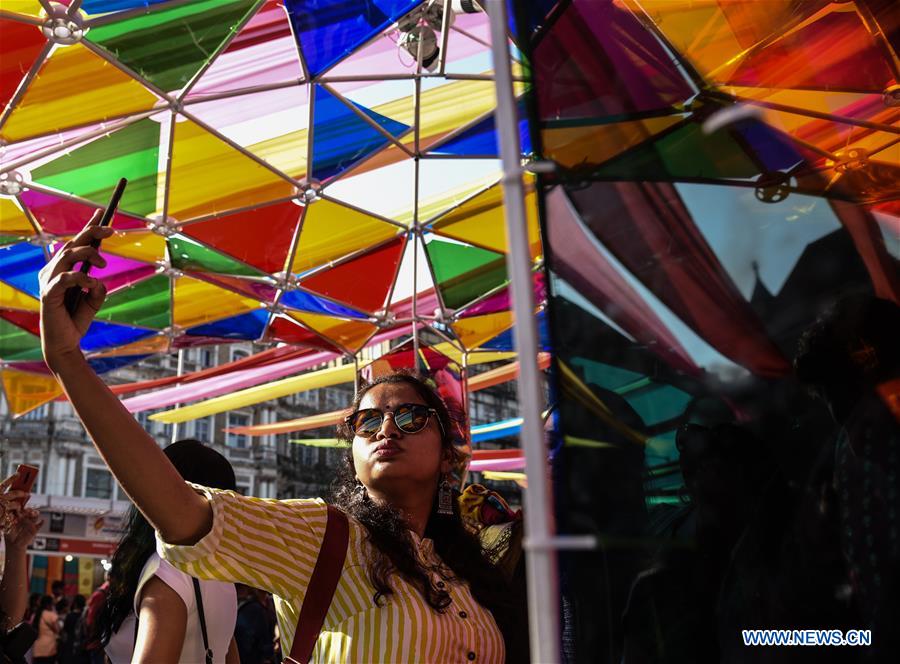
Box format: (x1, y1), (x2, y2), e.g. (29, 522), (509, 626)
(93, 439), (240, 663)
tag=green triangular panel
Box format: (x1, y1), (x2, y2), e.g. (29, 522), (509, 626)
(0, 318), (42, 361)
(30, 119), (160, 216)
(86, 0), (260, 92)
(168, 235), (264, 277)
(96, 275), (171, 329)
(0, 235), (23, 246)
(425, 238), (508, 310)
(595, 120), (762, 181)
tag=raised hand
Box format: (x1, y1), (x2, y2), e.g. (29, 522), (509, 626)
(38, 211), (113, 372)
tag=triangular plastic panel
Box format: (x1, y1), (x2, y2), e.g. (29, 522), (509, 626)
(0, 309), (40, 336)
(184, 85), (309, 180)
(186, 309), (269, 340)
(96, 274), (171, 329)
(85, 0), (261, 94)
(424, 236), (508, 311)
(20, 189), (148, 235)
(0, 198), (35, 237)
(298, 236), (405, 313)
(284, 0), (423, 77)
(0, 243), (46, 298)
(82, 251), (156, 293)
(0, 19), (46, 112)
(29, 118), (162, 217)
(81, 320), (157, 352)
(167, 116), (296, 221)
(189, 272), (278, 304)
(0, 317), (42, 360)
(279, 290), (368, 319)
(168, 234), (266, 277)
(100, 231), (168, 264)
(173, 275), (263, 328)
(265, 314), (340, 351)
(182, 199), (303, 273)
(0, 1), (46, 18)
(311, 85), (410, 182)
(187, 0), (303, 97)
(451, 310), (513, 350)
(287, 311), (377, 353)
(430, 100), (531, 157)
(431, 182), (542, 258)
(0, 282), (40, 312)
(0, 43), (158, 143)
(0, 368), (63, 417)
(290, 198), (401, 274)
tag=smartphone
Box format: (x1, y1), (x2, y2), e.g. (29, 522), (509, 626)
(64, 177), (128, 315)
(9, 464), (39, 507)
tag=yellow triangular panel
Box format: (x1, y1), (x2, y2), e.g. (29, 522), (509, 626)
(0, 282), (40, 312)
(412, 79), (498, 150)
(452, 311), (513, 350)
(1, 369), (64, 417)
(432, 182), (542, 259)
(291, 199), (400, 274)
(0, 43), (158, 143)
(173, 276), (261, 328)
(542, 116), (683, 170)
(247, 130), (308, 181)
(288, 312), (376, 353)
(89, 334), (170, 357)
(101, 231), (167, 263)
(0, 0), (45, 18)
(0, 198), (34, 235)
(167, 118), (295, 221)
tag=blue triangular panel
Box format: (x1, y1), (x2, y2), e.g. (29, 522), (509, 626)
(480, 312), (551, 351)
(0, 243), (46, 298)
(285, 0), (423, 76)
(432, 101), (531, 157)
(89, 354), (153, 374)
(280, 289), (367, 318)
(311, 85), (409, 181)
(81, 322), (157, 352)
(186, 309), (269, 340)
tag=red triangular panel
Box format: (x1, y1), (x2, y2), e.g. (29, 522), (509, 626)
(183, 200), (303, 273)
(265, 315), (339, 352)
(298, 237), (405, 313)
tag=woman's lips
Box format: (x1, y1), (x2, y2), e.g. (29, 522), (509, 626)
(373, 444), (402, 459)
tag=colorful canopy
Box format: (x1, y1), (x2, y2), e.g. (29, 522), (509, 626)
(0, 0), (546, 415)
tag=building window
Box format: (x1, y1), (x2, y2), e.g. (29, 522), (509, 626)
(231, 349), (249, 363)
(21, 404), (47, 421)
(85, 468), (113, 499)
(201, 349), (215, 368)
(195, 417), (212, 443)
(227, 414), (249, 448)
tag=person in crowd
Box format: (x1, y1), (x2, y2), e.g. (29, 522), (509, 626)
(57, 595), (86, 664)
(794, 294), (900, 662)
(30, 597), (58, 664)
(82, 575), (108, 664)
(38, 216), (523, 662)
(93, 439), (240, 663)
(48, 586), (63, 609)
(0, 481), (43, 664)
(234, 585), (273, 664)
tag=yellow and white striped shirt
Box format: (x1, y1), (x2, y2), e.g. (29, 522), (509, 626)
(158, 485), (505, 663)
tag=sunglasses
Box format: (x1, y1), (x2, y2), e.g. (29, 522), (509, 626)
(346, 403), (441, 436)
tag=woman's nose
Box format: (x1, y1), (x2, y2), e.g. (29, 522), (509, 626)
(376, 412), (401, 439)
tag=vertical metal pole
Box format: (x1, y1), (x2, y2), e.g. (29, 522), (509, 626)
(170, 348), (185, 444)
(487, 2), (560, 663)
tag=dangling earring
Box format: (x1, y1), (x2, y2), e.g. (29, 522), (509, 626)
(437, 476), (454, 516)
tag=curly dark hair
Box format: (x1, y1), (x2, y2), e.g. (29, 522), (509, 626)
(331, 371), (527, 660)
(93, 439), (236, 646)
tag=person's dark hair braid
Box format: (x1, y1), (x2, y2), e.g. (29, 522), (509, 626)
(331, 371), (523, 655)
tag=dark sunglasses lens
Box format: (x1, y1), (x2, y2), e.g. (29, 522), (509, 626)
(352, 410), (383, 435)
(394, 405), (430, 433)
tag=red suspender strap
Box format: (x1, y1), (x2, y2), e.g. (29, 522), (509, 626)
(288, 505), (349, 664)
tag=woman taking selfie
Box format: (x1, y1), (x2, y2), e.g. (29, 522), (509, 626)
(39, 217), (524, 662)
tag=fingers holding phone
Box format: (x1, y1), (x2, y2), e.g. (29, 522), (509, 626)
(39, 178), (126, 371)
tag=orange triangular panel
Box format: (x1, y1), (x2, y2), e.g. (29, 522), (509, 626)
(287, 311), (377, 353)
(265, 315), (340, 352)
(298, 237), (405, 313)
(1, 369), (64, 417)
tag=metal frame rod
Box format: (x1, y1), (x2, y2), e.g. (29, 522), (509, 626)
(487, 2), (559, 663)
